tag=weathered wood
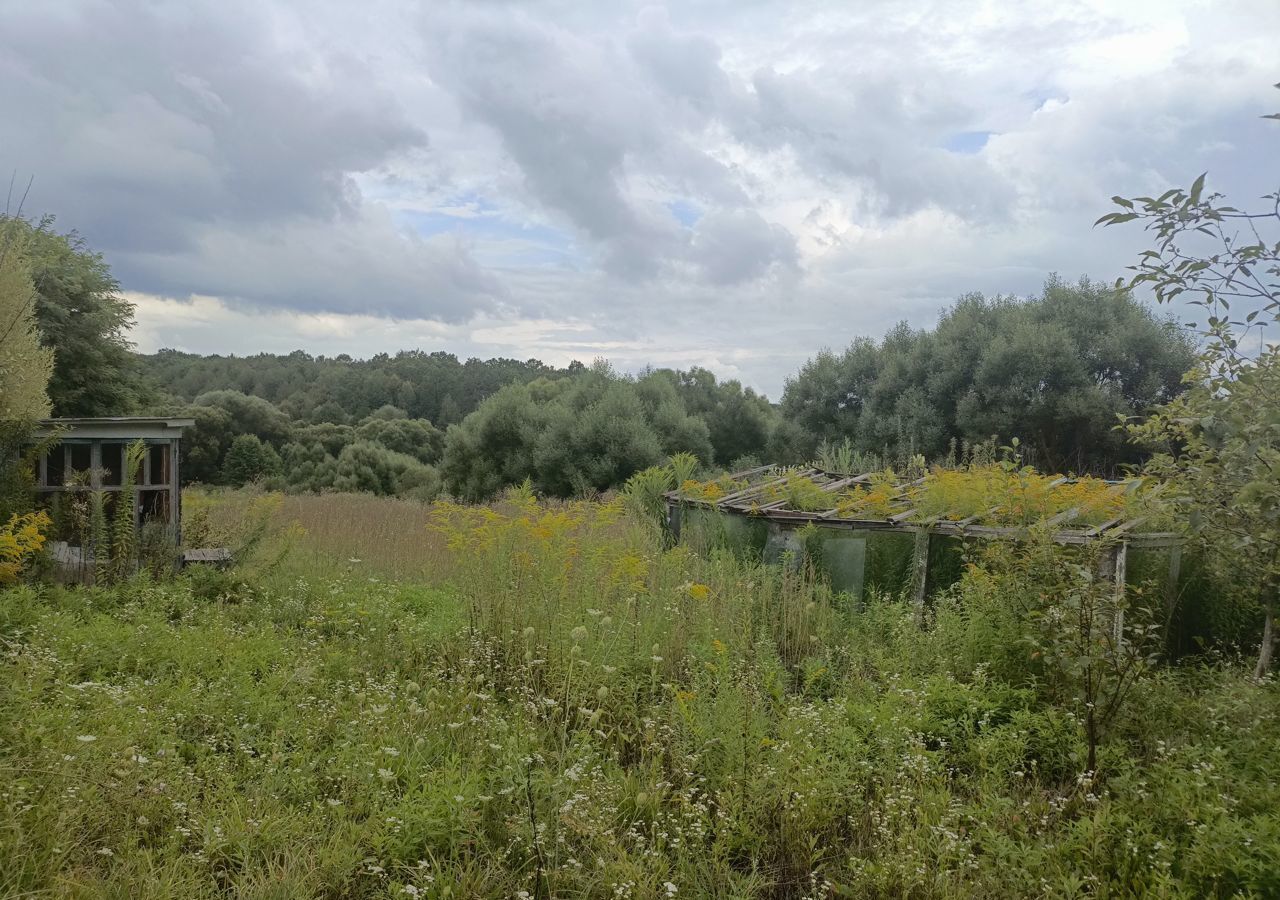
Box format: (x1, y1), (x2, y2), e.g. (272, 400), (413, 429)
(183, 548), (233, 568)
(665, 502), (682, 546)
(1094, 543), (1128, 645)
(1044, 506), (1081, 527)
(911, 529), (931, 624)
(709, 469), (818, 507)
(170, 437), (181, 546)
(727, 463), (776, 481)
(956, 504), (1002, 527)
(1085, 515), (1125, 536)
(663, 466), (1181, 552)
(1102, 517), (1147, 537)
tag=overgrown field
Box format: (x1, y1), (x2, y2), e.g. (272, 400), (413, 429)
(2, 491), (1278, 898)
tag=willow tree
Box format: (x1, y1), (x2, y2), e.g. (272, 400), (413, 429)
(0, 218), (53, 421)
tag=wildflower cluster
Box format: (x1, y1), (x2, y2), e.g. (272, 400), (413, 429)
(0, 510), (49, 583)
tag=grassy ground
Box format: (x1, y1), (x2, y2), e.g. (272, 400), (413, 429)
(2, 491), (1278, 898)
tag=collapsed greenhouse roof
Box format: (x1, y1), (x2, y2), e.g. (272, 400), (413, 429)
(663, 464), (1182, 549)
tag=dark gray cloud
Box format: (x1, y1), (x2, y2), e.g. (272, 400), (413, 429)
(690, 208), (797, 284)
(0, 0), (498, 318)
(2, 0), (1276, 393)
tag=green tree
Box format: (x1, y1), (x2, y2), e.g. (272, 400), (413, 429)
(192, 390), (292, 446)
(0, 217), (53, 421)
(535, 380), (665, 497)
(220, 434), (283, 486)
(649, 367), (777, 466)
(780, 279), (1193, 472)
(136, 347), (563, 426)
(275, 440), (339, 493)
(441, 382), (551, 502)
(442, 365), (715, 501)
(1131, 354), (1280, 677)
(355, 415), (444, 465)
(293, 422), (356, 457)
(1103, 103), (1280, 674)
(332, 440), (440, 500)
(2, 216), (148, 416)
(179, 404), (236, 485)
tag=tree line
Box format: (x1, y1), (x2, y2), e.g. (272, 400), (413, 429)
(2, 213), (1196, 502)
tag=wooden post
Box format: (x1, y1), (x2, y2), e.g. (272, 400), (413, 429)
(1164, 544), (1182, 643)
(1098, 542), (1127, 645)
(911, 528), (931, 625)
(170, 438), (181, 536)
(89, 441), (102, 490)
(134, 441), (144, 535)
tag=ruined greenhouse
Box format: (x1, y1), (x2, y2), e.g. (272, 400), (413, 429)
(665, 464), (1185, 620)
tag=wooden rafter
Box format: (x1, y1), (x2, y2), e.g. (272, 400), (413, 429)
(664, 464), (1181, 548)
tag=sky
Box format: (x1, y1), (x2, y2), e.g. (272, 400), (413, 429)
(2, 0), (1277, 398)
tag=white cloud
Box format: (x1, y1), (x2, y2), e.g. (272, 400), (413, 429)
(3, 0), (1275, 396)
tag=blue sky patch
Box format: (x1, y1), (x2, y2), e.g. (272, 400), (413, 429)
(667, 199), (702, 228)
(398, 204), (584, 267)
(943, 131), (993, 154)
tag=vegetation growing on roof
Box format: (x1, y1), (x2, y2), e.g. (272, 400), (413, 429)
(675, 459), (1169, 533)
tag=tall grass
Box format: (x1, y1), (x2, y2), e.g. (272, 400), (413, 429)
(185, 488), (452, 582)
(1, 491), (1277, 898)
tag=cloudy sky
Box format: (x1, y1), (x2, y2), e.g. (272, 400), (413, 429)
(3, 1), (1276, 396)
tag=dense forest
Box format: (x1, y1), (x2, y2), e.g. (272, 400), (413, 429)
(0, 212), (1199, 503)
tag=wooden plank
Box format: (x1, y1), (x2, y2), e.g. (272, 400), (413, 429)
(1101, 516), (1147, 537)
(956, 504), (1002, 527)
(715, 470), (811, 506)
(814, 473), (877, 518)
(709, 477), (780, 506)
(722, 469), (821, 510)
(1086, 516), (1125, 536)
(183, 548), (233, 568)
(1044, 506), (1081, 527)
(727, 463), (775, 481)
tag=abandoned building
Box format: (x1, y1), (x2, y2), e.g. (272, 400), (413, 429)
(665, 464), (1184, 621)
(29, 417), (195, 576)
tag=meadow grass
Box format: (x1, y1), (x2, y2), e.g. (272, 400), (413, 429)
(1, 491), (1278, 897)
(184, 488), (453, 583)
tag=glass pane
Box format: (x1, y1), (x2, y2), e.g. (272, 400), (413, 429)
(68, 443), (91, 473)
(100, 443), (124, 487)
(140, 490), (171, 523)
(45, 446), (65, 486)
(147, 444), (170, 485)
